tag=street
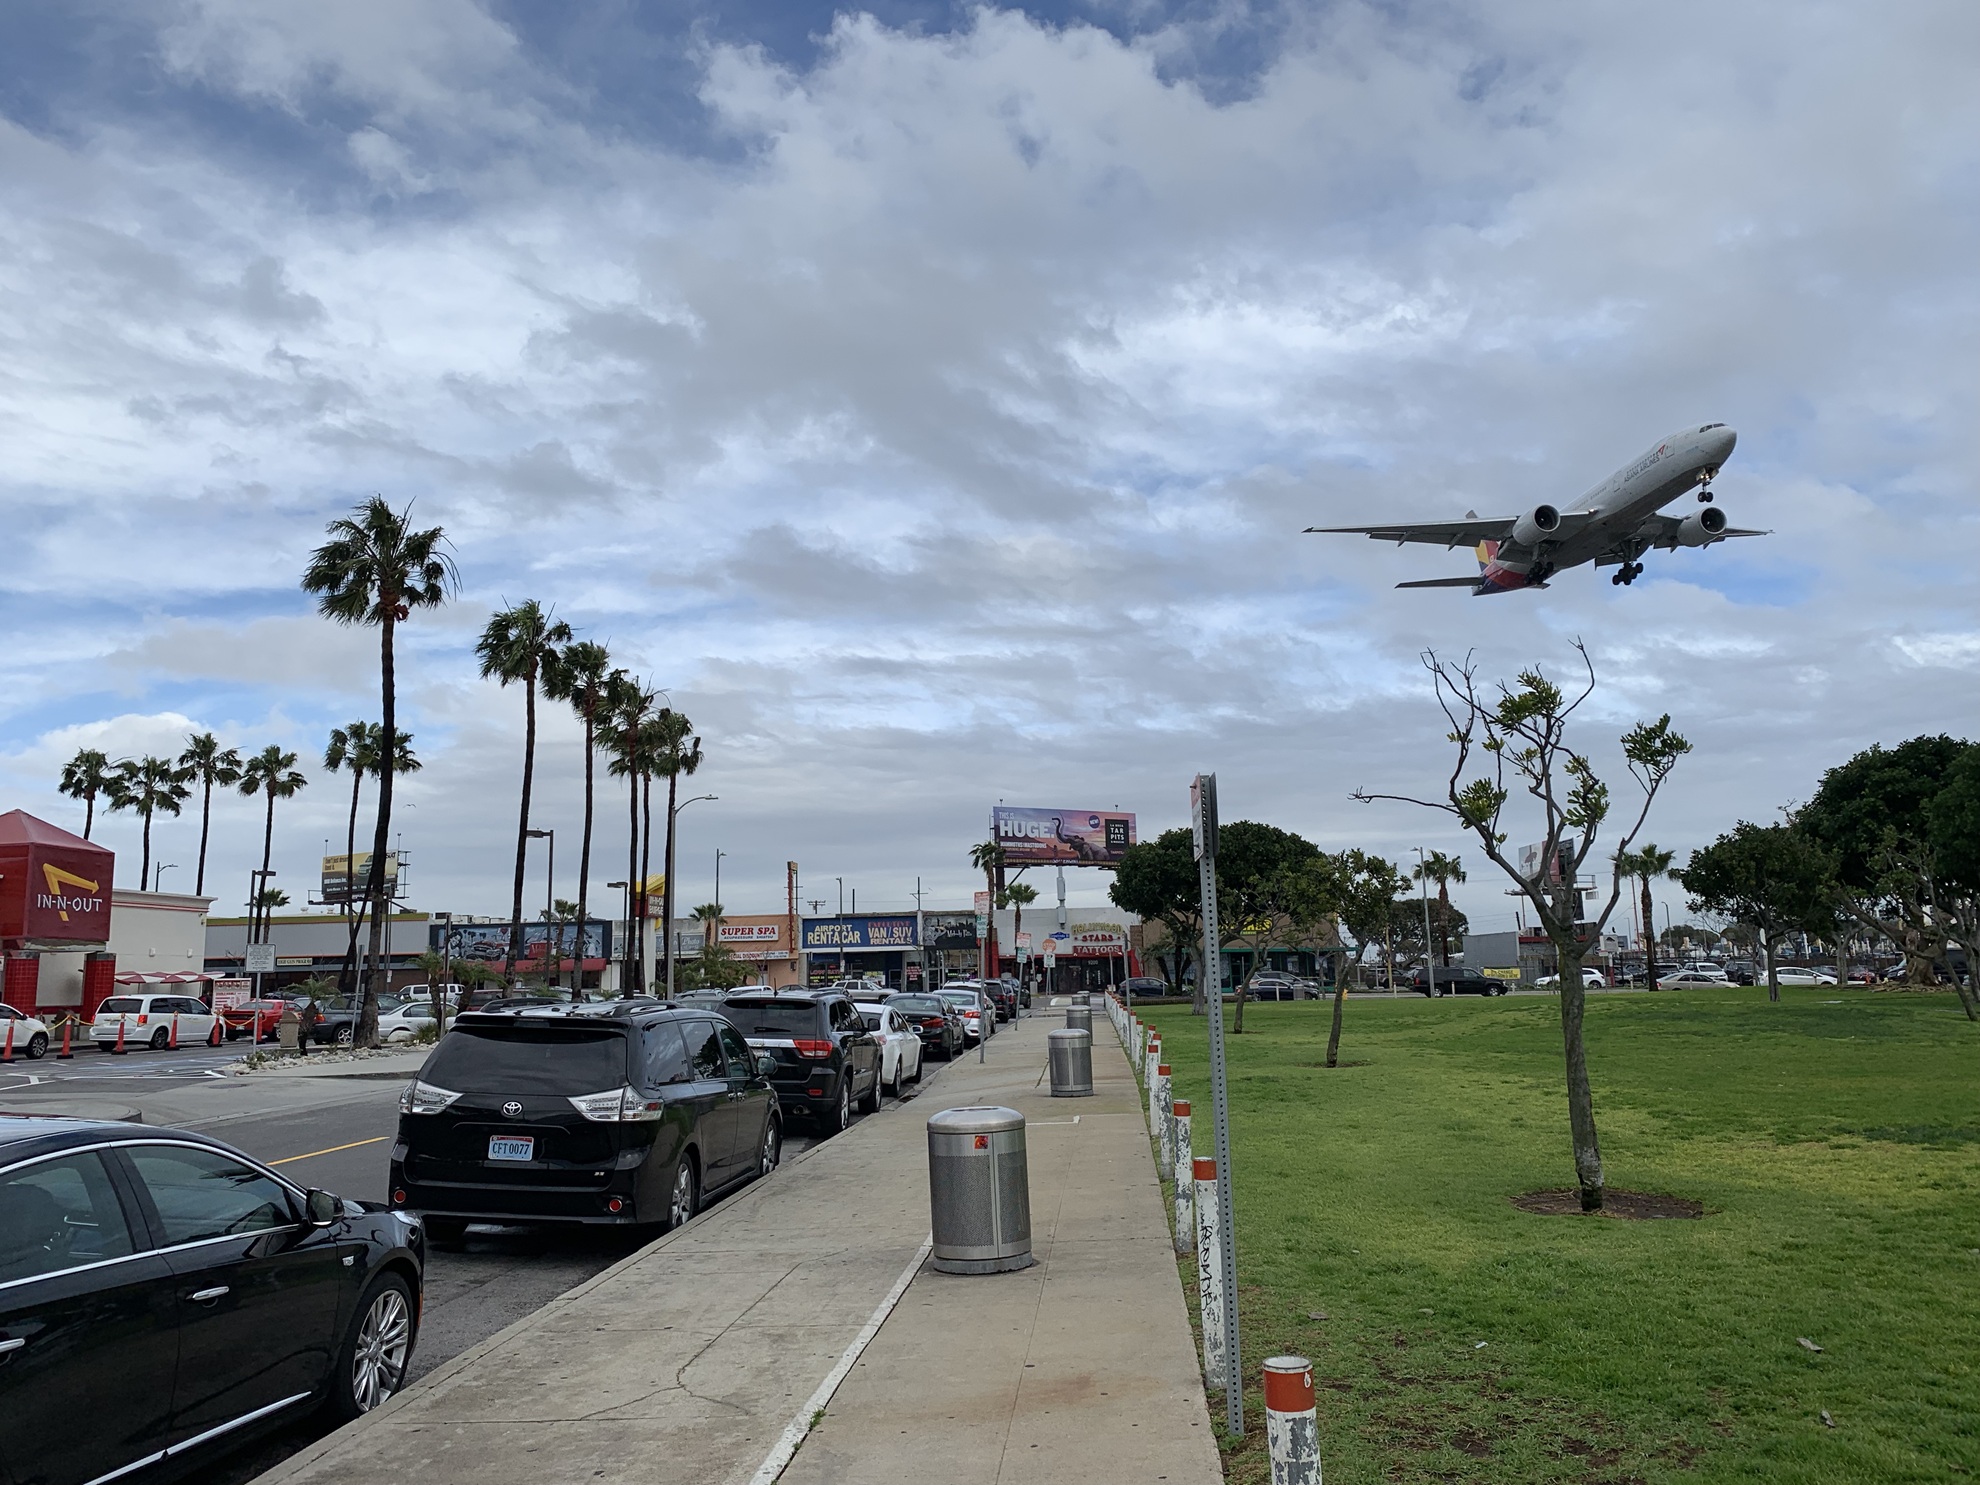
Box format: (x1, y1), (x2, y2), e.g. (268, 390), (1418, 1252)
(0, 1035), (961, 1484)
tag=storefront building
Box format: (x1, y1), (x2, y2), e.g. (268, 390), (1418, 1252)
(801, 914), (923, 990)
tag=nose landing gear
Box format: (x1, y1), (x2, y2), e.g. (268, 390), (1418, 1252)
(1697, 486), (1715, 503)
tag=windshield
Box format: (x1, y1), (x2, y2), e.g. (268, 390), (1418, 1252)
(98, 998), (142, 1014)
(722, 1002), (822, 1038)
(422, 1025), (629, 1093)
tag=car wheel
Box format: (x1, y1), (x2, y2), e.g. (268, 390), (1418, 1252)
(885, 1058), (900, 1099)
(335, 1026), (355, 1045)
(830, 1082), (852, 1135)
(328, 1272), (416, 1422)
(26, 1033), (48, 1060)
(149, 1027), (170, 1050)
(665, 1152), (700, 1231)
(908, 1052), (922, 1085)
(758, 1116), (781, 1179)
(858, 1066), (882, 1114)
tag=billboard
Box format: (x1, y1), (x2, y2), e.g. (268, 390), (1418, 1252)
(321, 851), (401, 905)
(0, 810), (114, 949)
(992, 807), (1136, 866)
(432, 920), (614, 962)
(923, 912), (978, 950)
(801, 916), (919, 951)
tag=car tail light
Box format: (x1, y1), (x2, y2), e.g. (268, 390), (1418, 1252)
(606, 1197), (625, 1213)
(791, 1039), (834, 1060)
(392, 1189), (407, 1204)
(568, 1086), (667, 1122)
(922, 1018), (944, 1030)
(401, 1080), (463, 1115)
(137, 1014), (149, 1025)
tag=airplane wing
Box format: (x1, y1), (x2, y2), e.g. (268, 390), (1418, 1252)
(1306, 511), (1599, 549)
(1394, 576), (1484, 589)
(1628, 514), (1771, 552)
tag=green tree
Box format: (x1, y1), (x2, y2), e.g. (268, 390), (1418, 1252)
(58, 748), (115, 839)
(1411, 850), (1466, 965)
(237, 746), (307, 946)
(1215, 821), (1336, 1034)
(1614, 843), (1676, 957)
(106, 755), (193, 890)
(1678, 823), (1836, 1002)
(177, 733), (242, 896)
(1109, 829), (1206, 1006)
(652, 712), (703, 997)
(302, 496), (455, 1046)
(1358, 643), (1690, 1212)
(602, 674), (664, 994)
(1327, 850), (1406, 1066)
(1003, 881), (1039, 990)
(545, 639), (613, 994)
(324, 723), (419, 999)
(476, 600), (574, 970)
(1922, 747), (1980, 1020)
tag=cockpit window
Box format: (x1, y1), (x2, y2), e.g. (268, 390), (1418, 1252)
(1699, 423), (1724, 431)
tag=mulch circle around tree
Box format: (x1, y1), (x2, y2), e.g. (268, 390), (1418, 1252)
(1511, 1189), (1704, 1220)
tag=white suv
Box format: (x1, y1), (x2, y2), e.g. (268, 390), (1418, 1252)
(89, 994), (219, 1051)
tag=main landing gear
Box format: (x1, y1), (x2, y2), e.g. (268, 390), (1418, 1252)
(1611, 562), (1645, 586)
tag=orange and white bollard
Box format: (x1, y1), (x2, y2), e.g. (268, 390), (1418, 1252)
(1263, 1355), (1321, 1484)
(57, 1018), (73, 1059)
(1153, 1064), (1173, 1177)
(168, 1014), (180, 1050)
(1194, 1155), (1226, 1386)
(208, 1017), (222, 1047)
(1, 1018), (14, 1063)
(1172, 1100), (1195, 1253)
(112, 1018), (127, 1054)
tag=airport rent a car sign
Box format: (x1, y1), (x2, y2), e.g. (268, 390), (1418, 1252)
(0, 809), (115, 948)
(992, 806), (1137, 866)
(801, 916), (919, 950)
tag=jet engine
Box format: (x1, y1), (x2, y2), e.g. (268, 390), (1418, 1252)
(1675, 507), (1728, 546)
(1509, 504), (1561, 548)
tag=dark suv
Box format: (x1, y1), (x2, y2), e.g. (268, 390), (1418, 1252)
(719, 991), (881, 1135)
(1412, 969), (1509, 997)
(389, 1004), (781, 1240)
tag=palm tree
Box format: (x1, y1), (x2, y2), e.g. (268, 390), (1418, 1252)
(177, 733), (242, 896)
(106, 756), (194, 890)
(1003, 880), (1038, 993)
(302, 496), (454, 1046)
(969, 840), (1005, 978)
(1411, 851), (1466, 966)
(476, 601), (574, 971)
(237, 746), (307, 945)
(1615, 844), (1676, 960)
(653, 713), (702, 997)
(325, 723), (419, 997)
(691, 901), (725, 950)
(59, 748), (115, 839)
(602, 674), (663, 994)
(545, 640), (613, 994)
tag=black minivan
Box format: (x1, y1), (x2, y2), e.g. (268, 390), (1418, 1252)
(389, 1004), (781, 1239)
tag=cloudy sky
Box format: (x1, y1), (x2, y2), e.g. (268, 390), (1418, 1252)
(1, 0), (1974, 939)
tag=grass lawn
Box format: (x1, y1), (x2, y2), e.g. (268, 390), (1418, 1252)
(1138, 986), (1978, 1484)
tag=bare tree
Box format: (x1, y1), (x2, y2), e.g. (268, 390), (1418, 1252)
(1356, 643), (1690, 1211)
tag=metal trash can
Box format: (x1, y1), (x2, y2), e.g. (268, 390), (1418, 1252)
(927, 1106), (1033, 1274)
(1065, 1002), (1092, 1036)
(1048, 1028), (1093, 1097)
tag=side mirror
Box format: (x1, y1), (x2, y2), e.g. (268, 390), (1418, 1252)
(304, 1189), (339, 1229)
(756, 1053), (777, 1079)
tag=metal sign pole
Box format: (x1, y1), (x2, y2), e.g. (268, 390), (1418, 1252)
(1193, 773), (1241, 1436)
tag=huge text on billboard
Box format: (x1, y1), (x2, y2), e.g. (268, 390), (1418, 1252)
(992, 807), (1137, 866)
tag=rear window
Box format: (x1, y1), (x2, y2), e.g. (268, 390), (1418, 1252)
(423, 1025), (630, 1093)
(888, 996), (944, 1014)
(857, 1011), (883, 1031)
(98, 998), (141, 1014)
(722, 1001), (823, 1038)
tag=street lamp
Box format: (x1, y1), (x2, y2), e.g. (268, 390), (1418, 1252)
(527, 828), (556, 987)
(153, 863), (178, 893)
(664, 794), (717, 997)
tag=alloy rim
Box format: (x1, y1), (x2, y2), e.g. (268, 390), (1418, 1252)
(671, 1161), (695, 1226)
(838, 1085), (851, 1131)
(352, 1288), (411, 1412)
(761, 1121), (780, 1176)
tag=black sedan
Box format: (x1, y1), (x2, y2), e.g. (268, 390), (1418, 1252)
(0, 1116), (425, 1485)
(885, 993), (966, 1059)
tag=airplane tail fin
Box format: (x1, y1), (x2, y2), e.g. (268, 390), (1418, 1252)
(1396, 576), (1484, 589)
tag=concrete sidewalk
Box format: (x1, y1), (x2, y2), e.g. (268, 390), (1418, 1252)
(257, 1013), (1217, 1485)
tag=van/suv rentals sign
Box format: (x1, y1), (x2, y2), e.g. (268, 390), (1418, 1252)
(0, 810), (115, 949)
(991, 807), (1137, 866)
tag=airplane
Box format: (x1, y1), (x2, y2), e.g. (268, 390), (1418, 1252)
(1305, 424), (1765, 593)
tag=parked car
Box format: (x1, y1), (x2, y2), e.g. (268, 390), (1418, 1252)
(1771, 966), (1838, 986)
(218, 998), (290, 1042)
(376, 1002), (442, 1043)
(982, 980), (1016, 1021)
(1535, 967), (1610, 988)
(392, 1002), (780, 1240)
(884, 993), (966, 1060)
(720, 990), (881, 1134)
(0, 1004), (50, 1059)
(853, 1002), (925, 1096)
(308, 992), (408, 1045)
(1654, 969), (1729, 989)
(1621, 961), (1681, 987)
(935, 987), (994, 1043)
(88, 993), (219, 1051)
(1, 1116), (425, 1485)
(1721, 959), (1757, 985)
(1413, 970), (1509, 997)
(1245, 972), (1301, 1002)
(1122, 976), (1168, 998)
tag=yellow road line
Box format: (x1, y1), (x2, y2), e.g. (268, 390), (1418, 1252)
(269, 1135), (389, 1166)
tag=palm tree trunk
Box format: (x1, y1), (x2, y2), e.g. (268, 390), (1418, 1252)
(359, 616), (397, 1048)
(1639, 876), (1655, 957)
(625, 766), (640, 995)
(1437, 882), (1452, 966)
(662, 769), (679, 995)
(574, 711), (595, 997)
(195, 778), (213, 896)
(339, 771), (364, 996)
(84, 790), (96, 840)
(641, 773), (656, 994)
(140, 806), (153, 891)
(257, 788), (276, 947)
(508, 674), (536, 970)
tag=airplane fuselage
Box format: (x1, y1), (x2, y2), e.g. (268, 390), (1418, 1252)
(1476, 424), (1738, 592)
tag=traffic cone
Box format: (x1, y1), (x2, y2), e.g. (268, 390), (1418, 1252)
(57, 1019), (72, 1059)
(2, 1019), (13, 1063)
(169, 1015), (179, 1050)
(112, 1018), (127, 1054)
(208, 1018), (222, 1047)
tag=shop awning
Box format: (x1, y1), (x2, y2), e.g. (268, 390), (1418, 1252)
(114, 972), (213, 985)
